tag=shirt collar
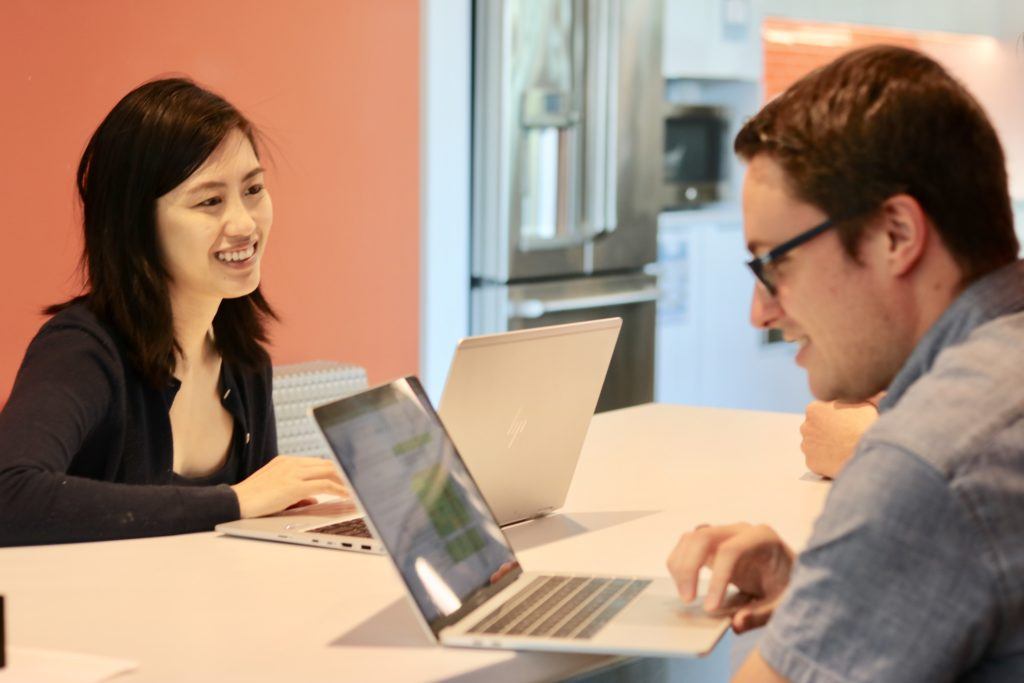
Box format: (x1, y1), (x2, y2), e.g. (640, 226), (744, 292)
(880, 259), (1024, 411)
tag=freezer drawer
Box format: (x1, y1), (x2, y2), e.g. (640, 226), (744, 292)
(472, 274), (657, 412)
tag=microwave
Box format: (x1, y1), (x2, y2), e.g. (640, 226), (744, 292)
(662, 105), (729, 209)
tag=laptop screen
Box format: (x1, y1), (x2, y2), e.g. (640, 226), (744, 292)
(313, 377), (521, 636)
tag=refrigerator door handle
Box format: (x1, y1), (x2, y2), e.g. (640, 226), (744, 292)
(509, 287), (659, 319)
(585, 0), (619, 238)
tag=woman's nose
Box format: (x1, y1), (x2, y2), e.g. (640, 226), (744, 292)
(223, 196), (257, 237)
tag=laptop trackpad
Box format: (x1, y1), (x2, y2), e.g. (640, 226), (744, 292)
(589, 578), (731, 656)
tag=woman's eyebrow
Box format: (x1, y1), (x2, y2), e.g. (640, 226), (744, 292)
(186, 167), (265, 195)
(242, 166), (265, 181)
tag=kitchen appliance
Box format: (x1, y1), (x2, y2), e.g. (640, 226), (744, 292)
(471, 0), (664, 412)
(662, 104), (730, 209)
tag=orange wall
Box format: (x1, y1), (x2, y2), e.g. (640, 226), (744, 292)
(0, 0), (420, 405)
(763, 18), (916, 101)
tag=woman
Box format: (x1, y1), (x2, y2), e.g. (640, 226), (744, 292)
(0, 78), (345, 546)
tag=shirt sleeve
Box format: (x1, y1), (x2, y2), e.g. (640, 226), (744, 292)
(0, 322), (238, 546)
(759, 445), (998, 683)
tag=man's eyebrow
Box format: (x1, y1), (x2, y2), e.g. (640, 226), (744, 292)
(186, 167), (265, 194)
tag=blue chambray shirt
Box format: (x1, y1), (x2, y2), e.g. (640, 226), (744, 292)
(760, 260), (1024, 682)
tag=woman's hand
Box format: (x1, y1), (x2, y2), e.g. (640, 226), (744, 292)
(667, 523), (795, 633)
(230, 455), (349, 518)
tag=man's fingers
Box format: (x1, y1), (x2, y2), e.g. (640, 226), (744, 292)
(668, 532), (712, 601)
(806, 400), (827, 418)
(667, 524), (749, 602)
(705, 539), (744, 611)
(731, 597), (777, 634)
(705, 524), (781, 610)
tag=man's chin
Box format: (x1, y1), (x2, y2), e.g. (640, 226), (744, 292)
(808, 376), (878, 404)
(807, 373), (845, 402)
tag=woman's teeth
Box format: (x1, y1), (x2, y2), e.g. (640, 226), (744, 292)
(216, 244), (256, 262)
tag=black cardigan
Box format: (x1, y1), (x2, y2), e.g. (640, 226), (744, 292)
(0, 303), (277, 546)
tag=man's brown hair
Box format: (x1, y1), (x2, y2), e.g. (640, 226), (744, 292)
(735, 45), (1018, 284)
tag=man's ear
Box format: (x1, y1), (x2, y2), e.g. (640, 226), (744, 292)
(878, 194), (928, 277)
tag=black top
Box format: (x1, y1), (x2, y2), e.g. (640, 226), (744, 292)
(0, 303), (277, 546)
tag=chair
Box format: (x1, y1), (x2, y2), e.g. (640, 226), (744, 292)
(272, 361), (368, 457)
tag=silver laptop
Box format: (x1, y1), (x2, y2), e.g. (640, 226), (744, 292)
(217, 318), (621, 554)
(437, 318), (620, 525)
(313, 376), (736, 657)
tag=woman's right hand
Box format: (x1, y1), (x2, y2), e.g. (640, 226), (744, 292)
(230, 455), (349, 518)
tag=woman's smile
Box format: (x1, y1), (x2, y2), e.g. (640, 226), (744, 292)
(214, 240), (259, 268)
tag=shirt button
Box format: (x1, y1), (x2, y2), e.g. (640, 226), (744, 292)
(222, 388), (231, 400)
(245, 432), (251, 445)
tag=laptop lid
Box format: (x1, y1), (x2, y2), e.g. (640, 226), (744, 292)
(437, 319), (621, 525)
(313, 377), (523, 639)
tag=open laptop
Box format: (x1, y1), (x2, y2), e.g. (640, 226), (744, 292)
(312, 376), (737, 657)
(216, 318), (621, 554)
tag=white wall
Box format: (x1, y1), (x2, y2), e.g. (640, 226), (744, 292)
(1000, 3), (1024, 41)
(763, 0), (1009, 37)
(918, 35), (1024, 201)
(420, 0), (472, 402)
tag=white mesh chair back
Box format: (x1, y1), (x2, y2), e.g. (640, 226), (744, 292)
(272, 361), (368, 457)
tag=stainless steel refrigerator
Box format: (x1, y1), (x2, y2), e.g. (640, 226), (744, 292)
(471, 0), (664, 412)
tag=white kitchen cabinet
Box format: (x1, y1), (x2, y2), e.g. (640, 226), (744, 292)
(663, 0), (763, 81)
(656, 208), (813, 413)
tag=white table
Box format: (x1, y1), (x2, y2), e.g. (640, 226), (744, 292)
(0, 404), (829, 682)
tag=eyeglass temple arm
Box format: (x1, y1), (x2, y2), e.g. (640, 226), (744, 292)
(763, 217), (838, 263)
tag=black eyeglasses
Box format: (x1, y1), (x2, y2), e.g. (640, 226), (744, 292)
(745, 216), (840, 296)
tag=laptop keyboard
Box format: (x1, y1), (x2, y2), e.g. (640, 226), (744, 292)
(467, 575), (651, 640)
(307, 517), (372, 538)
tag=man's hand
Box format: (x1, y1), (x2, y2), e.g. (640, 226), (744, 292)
(230, 455), (349, 518)
(799, 399), (879, 478)
(667, 523), (795, 633)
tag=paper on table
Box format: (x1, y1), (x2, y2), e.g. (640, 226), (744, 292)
(0, 646), (137, 683)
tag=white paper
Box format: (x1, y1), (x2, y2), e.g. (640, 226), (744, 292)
(0, 646), (137, 683)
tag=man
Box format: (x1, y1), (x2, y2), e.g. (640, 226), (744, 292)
(667, 45), (1024, 681)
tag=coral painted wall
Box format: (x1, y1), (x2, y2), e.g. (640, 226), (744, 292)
(0, 0), (420, 405)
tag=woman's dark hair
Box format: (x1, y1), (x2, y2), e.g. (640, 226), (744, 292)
(48, 77), (277, 387)
(735, 45), (1018, 285)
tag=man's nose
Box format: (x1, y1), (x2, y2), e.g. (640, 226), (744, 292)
(750, 283), (782, 329)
